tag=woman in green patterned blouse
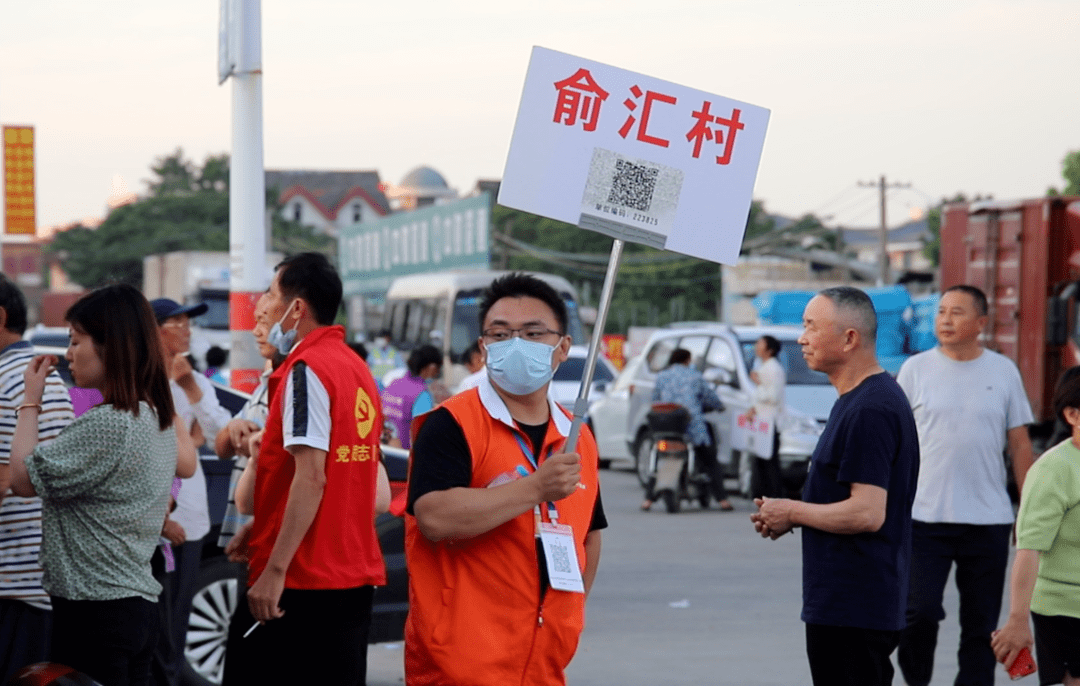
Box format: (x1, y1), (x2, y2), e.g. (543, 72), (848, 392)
(9, 284), (196, 686)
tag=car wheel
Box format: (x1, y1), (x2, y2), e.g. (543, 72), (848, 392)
(635, 434), (654, 487)
(181, 558), (246, 686)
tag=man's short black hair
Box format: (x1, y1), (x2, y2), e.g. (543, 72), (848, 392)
(760, 335), (781, 357)
(0, 273), (28, 335)
(478, 273), (567, 334)
(408, 344), (443, 376)
(668, 348), (692, 366)
(275, 252), (342, 326)
(206, 345), (228, 368)
(943, 284), (989, 317)
(1054, 369), (1080, 425)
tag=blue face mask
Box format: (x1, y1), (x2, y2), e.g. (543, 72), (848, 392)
(484, 337), (559, 396)
(266, 300), (299, 356)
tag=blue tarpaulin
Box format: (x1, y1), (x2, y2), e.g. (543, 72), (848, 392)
(753, 286), (919, 375)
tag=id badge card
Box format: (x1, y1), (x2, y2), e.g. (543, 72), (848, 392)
(539, 522), (585, 594)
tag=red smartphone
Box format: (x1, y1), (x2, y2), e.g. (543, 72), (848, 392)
(1007, 646), (1037, 680)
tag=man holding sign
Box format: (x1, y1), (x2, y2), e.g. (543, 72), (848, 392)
(405, 273), (606, 686)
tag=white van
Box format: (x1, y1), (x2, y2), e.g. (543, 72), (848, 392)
(382, 270), (586, 388)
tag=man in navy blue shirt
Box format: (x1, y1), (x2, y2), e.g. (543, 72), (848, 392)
(752, 286), (920, 686)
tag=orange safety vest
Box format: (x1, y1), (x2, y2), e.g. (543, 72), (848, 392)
(404, 386), (600, 686)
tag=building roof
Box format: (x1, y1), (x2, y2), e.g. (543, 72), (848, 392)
(400, 166), (449, 190)
(838, 218), (930, 246)
(472, 179), (501, 199)
(765, 214), (931, 247)
(266, 170), (390, 220)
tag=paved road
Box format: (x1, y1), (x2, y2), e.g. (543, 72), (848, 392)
(368, 468), (1018, 685)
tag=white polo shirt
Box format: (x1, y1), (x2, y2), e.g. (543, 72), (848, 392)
(897, 347), (1033, 524)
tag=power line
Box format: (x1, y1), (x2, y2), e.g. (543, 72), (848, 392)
(827, 186), (881, 219)
(810, 183), (862, 217)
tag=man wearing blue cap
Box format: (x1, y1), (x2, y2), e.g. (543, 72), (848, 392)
(151, 298), (232, 685)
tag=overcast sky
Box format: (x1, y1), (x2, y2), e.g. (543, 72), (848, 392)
(1, 0), (1077, 234)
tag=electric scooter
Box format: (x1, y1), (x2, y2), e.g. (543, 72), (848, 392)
(642, 403), (712, 513)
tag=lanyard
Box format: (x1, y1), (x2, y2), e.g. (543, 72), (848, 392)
(513, 432), (559, 525)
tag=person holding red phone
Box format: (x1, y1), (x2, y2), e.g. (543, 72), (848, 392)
(993, 373), (1080, 684)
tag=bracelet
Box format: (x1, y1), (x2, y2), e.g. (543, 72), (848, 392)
(16, 403), (42, 413)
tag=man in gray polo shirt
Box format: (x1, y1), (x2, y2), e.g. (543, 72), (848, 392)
(895, 284), (1035, 686)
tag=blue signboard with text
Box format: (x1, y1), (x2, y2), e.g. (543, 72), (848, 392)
(338, 194), (492, 296)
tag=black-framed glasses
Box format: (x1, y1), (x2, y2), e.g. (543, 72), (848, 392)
(482, 326), (564, 342)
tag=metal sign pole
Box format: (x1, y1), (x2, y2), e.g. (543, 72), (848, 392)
(565, 237), (624, 454)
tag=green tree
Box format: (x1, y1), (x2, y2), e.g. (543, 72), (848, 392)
(1062, 150), (1080, 196)
(492, 204), (759, 332)
(49, 150), (331, 288)
(146, 148), (197, 196)
(741, 200), (777, 246)
(922, 193), (969, 266)
(1046, 150), (1080, 196)
(923, 207), (942, 266)
(198, 154), (230, 192)
(52, 150), (230, 287)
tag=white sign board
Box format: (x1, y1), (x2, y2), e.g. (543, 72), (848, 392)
(499, 46), (770, 266)
(731, 412), (774, 459)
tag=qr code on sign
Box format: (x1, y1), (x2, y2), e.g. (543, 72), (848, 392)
(607, 159), (658, 212)
(550, 541), (573, 574)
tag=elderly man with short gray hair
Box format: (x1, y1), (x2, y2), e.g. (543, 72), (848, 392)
(752, 286), (920, 686)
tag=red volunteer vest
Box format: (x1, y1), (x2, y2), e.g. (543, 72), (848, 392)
(247, 325), (386, 590)
(404, 386), (600, 686)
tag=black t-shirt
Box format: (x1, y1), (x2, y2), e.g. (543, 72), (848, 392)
(800, 372), (920, 631)
(406, 407), (607, 532)
(408, 406), (607, 598)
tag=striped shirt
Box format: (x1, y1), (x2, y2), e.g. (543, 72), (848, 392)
(0, 341), (75, 610)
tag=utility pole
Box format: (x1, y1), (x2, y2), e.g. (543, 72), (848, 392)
(219, 0), (266, 392)
(858, 175), (910, 285)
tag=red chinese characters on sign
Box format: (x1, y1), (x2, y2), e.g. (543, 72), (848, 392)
(618, 86), (677, 148)
(686, 102), (745, 165)
(736, 413), (769, 433)
(601, 334), (626, 370)
(550, 68), (746, 164)
(552, 68), (609, 132)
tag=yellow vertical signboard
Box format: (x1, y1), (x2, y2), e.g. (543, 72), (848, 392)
(4, 126), (36, 235)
